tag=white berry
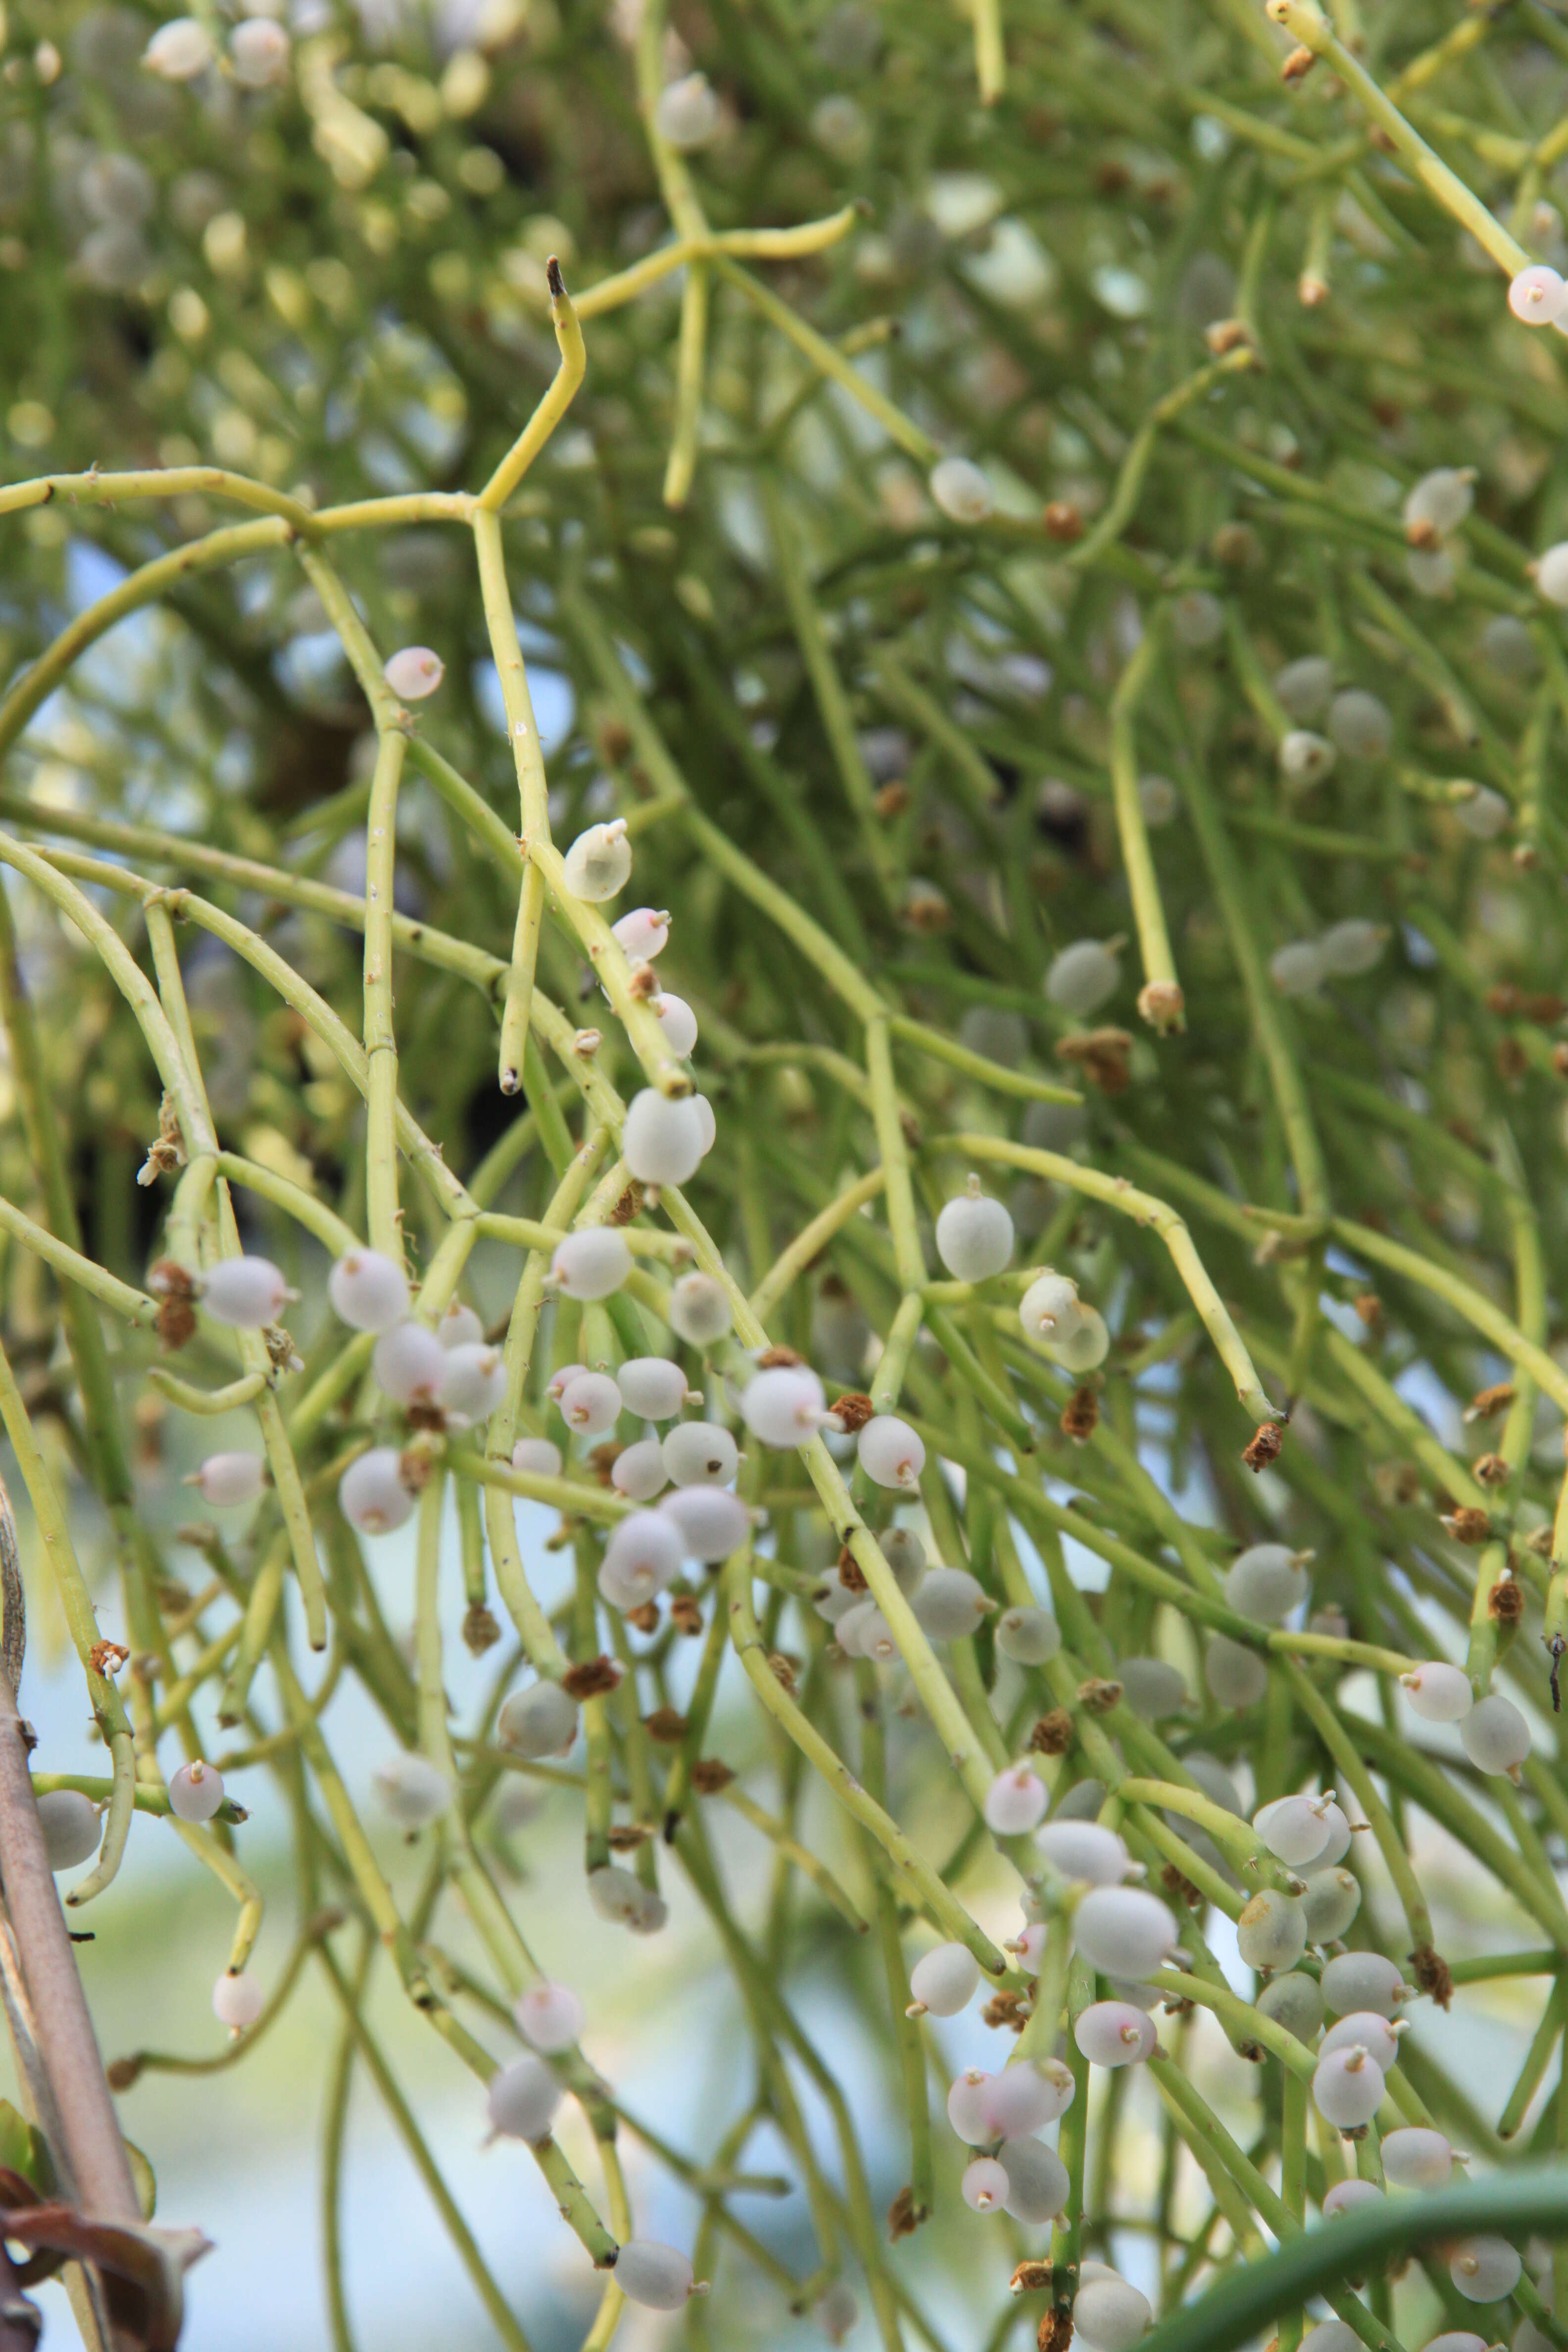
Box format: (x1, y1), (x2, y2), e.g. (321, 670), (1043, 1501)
(659, 1484), (750, 1562)
(623, 1090), (708, 1186)
(935, 1178), (1015, 1282)
(562, 819), (631, 902)
(612, 907), (671, 961)
(373, 1753), (452, 1827)
(741, 1365), (826, 1448)
(329, 1249), (410, 1333)
(212, 1971), (266, 2031)
(908, 1941), (979, 2016)
(930, 456), (994, 524)
(187, 1452), (267, 1508)
(668, 1272), (732, 1346)
(340, 1447), (416, 1535)
(168, 1760), (225, 1823)
(550, 1230), (632, 1300)
(514, 1981), (585, 2054)
(661, 1421), (738, 1487)
(857, 1415), (925, 1489)
(614, 2240), (699, 2310)
(487, 2054), (562, 2141)
(511, 1437), (563, 1480)
(36, 1789), (101, 1871)
(383, 646), (443, 700)
(200, 1255), (291, 1328)
(1075, 2000), (1157, 2067)
(1046, 939), (1121, 1017)
(497, 1682), (579, 1759)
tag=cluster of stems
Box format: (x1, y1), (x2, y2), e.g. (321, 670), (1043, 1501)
(9, 0), (1568, 2347)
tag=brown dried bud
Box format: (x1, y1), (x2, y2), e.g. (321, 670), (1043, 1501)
(156, 1297), (197, 1352)
(1353, 1293), (1382, 1327)
(262, 1324), (300, 1373)
(1038, 2308), (1076, 2352)
(625, 1601), (661, 1633)
(562, 1655), (622, 1700)
(1204, 318), (1254, 355)
(874, 781), (910, 819)
(397, 1446), (436, 1495)
(836, 1546), (868, 1593)
(887, 2186), (927, 2241)
(690, 1758), (735, 1794)
(1043, 502), (1083, 544)
(767, 1651), (799, 1693)
(756, 1344), (804, 1369)
(644, 1707), (688, 1744)
(1489, 1576), (1525, 1625)
(1554, 1042), (1568, 1079)
(106, 2057), (144, 2091)
(1029, 1708), (1074, 1756)
(1373, 1460), (1421, 1507)
(981, 1988), (1030, 2034)
(1243, 1421), (1284, 1472)
(462, 1604), (501, 1656)
(1405, 517), (1440, 551)
(1078, 1677), (1123, 1716)
(1056, 1027), (1133, 1095)
(90, 1640), (129, 1679)
(1409, 1944), (1453, 2009)
(606, 1823), (651, 1850)
(1060, 1385), (1099, 1443)
(903, 882), (950, 933)
(1442, 1505), (1491, 1546)
(588, 1442), (626, 1487)
(628, 964), (659, 999)
(1161, 1863), (1204, 1910)
(1497, 1037), (1528, 1083)
(1211, 522), (1259, 569)
(609, 1182), (646, 1226)
(668, 1594), (703, 1635)
(1011, 2260), (1053, 2297)
(1137, 980), (1185, 1034)
(830, 1392), (876, 1433)
(1473, 1452), (1511, 1488)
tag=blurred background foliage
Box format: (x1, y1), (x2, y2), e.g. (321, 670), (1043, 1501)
(10, 0), (1568, 2348)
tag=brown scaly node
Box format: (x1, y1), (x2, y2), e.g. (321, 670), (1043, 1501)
(608, 1183), (645, 1226)
(149, 1259), (197, 1351)
(462, 1604), (501, 1656)
(830, 1392), (876, 1433)
(1442, 1505), (1491, 1545)
(1409, 1945), (1454, 2009)
(1056, 1027), (1132, 1094)
(1029, 1708), (1074, 1756)
(562, 1656), (622, 1700)
(886, 2187), (927, 2240)
(1078, 1678), (1123, 1716)
(1060, 1385), (1099, 1443)
(1243, 1421), (1284, 1472)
